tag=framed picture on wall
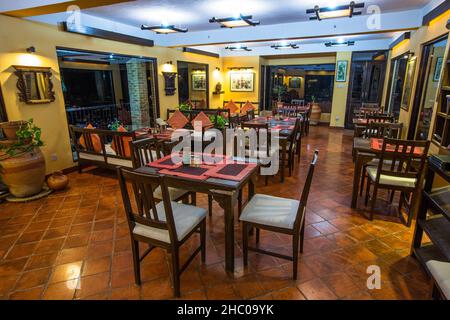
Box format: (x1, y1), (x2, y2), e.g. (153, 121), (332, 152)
(289, 77), (301, 89)
(433, 57), (443, 82)
(230, 72), (254, 92)
(401, 56), (417, 111)
(336, 60), (348, 82)
(192, 73), (206, 91)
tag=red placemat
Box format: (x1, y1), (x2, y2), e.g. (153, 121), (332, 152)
(370, 138), (424, 155)
(147, 154), (182, 169)
(205, 162), (257, 181)
(272, 125), (294, 130)
(159, 165), (212, 180)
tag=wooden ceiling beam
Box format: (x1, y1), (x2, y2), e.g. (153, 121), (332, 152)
(2, 0), (134, 18)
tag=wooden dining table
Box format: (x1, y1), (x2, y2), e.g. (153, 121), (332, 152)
(134, 155), (260, 273)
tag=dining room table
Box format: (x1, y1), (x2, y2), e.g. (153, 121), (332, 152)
(134, 152), (260, 273)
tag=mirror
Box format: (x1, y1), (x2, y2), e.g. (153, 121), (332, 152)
(13, 66), (55, 104)
(177, 61), (209, 108)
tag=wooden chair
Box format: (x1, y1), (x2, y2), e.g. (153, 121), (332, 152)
(364, 138), (430, 226)
(240, 150), (318, 279)
(282, 117), (301, 176)
(300, 107), (311, 136)
(366, 113), (395, 123)
(117, 168), (206, 297)
(129, 138), (195, 204)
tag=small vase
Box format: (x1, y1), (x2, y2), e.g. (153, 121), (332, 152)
(47, 171), (69, 191)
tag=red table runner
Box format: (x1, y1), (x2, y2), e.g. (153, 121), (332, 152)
(370, 138), (424, 155)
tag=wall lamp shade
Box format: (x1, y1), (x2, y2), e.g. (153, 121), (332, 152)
(26, 46), (36, 54)
(271, 43), (299, 50)
(141, 24), (188, 34)
(209, 15), (260, 28)
(325, 41), (355, 47)
(307, 2), (364, 21)
(225, 45), (252, 52)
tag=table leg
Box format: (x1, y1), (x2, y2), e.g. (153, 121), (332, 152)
(210, 189), (237, 273)
(351, 153), (363, 208)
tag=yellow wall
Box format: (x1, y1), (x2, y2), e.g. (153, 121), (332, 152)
(330, 52), (352, 127)
(384, 10), (450, 153)
(0, 14), (221, 173)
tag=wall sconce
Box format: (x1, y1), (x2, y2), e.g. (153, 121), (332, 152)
(215, 67), (220, 71)
(26, 46), (36, 54)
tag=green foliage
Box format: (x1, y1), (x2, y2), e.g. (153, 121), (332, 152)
(178, 103), (192, 112)
(108, 119), (122, 131)
(0, 119), (44, 157)
(210, 115), (226, 129)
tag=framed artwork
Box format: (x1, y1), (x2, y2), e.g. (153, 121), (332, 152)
(289, 77), (301, 89)
(433, 57), (443, 82)
(230, 72), (254, 92)
(192, 73), (206, 91)
(336, 60), (348, 82)
(400, 56), (417, 111)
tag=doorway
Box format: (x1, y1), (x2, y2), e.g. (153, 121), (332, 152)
(177, 61), (209, 109)
(385, 53), (410, 120)
(56, 48), (159, 131)
(408, 36), (448, 140)
(345, 51), (388, 128)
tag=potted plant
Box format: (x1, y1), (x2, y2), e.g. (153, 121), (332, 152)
(0, 119), (46, 198)
(178, 102), (192, 112)
(310, 96), (322, 126)
(210, 115), (226, 130)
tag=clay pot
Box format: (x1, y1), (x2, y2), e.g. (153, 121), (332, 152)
(0, 147), (46, 198)
(0, 121), (28, 140)
(47, 171), (69, 191)
(310, 103), (322, 125)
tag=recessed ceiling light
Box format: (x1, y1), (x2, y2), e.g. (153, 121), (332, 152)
(209, 14), (260, 28)
(271, 43), (299, 50)
(141, 24), (188, 34)
(307, 1), (364, 21)
(225, 45), (252, 52)
(325, 40), (355, 47)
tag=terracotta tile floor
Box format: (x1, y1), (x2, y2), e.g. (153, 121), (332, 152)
(0, 127), (432, 300)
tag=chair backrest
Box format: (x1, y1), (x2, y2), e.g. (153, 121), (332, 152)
(376, 138), (430, 186)
(117, 167), (179, 243)
(295, 150), (319, 229)
(129, 137), (162, 169)
(364, 122), (403, 139)
(366, 113), (394, 123)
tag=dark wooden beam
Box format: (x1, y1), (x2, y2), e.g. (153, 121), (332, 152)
(3, 0), (134, 18)
(422, 1), (450, 26)
(182, 47), (219, 58)
(389, 32), (411, 49)
(60, 22), (154, 47)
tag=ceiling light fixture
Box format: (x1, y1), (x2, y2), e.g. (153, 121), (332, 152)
(325, 40), (355, 47)
(141, 24), (188, 34)
(225, 45), (252, 52)
(271, 43), (299, 50)
(209, 14), (260, 28)
(307, 1), (364, 21)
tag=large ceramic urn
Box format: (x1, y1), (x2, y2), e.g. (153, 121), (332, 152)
(0, 147), (46, 198)
(310, 103), (322, 126)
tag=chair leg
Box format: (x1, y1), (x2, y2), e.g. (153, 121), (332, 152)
(370, 186), (378, 221)
(360, 168), (366, 196)
(171, 247), (180, 297)
(77, 162), (82, 174)
(292, 233), (299, 280)
(255, 228), (260, 244)
(208, 195), (213, 217)
(265, 175), (269, 186)
(300, 222), (305, 253)
(365, 179), (371, 206)
(389, 190), (395, 204)
(200, 220), (206, 263)
(242, 223), (249, 267)
(131, 239), (141, 285)
(191, 192), (196, 205)
(238, 190), (242, 217)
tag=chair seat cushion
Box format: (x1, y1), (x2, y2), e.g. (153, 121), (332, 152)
(427, 260), (450, 299)
(107, 157), (133, 168)
(239, 194), (300, 229)
(133, 201), (206, 243)
(366, 166), (417, 188)
(154, 186), (189, 200)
